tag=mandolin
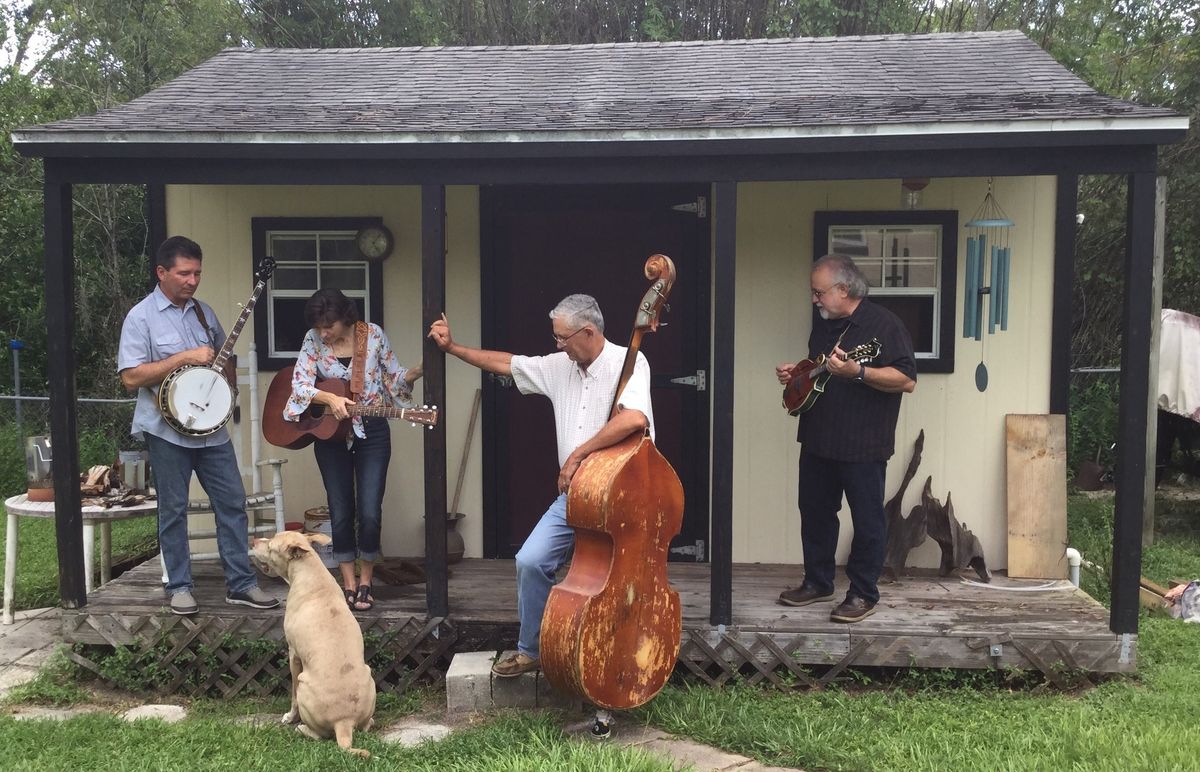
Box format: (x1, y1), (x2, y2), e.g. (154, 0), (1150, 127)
(782, 338), (881, 416)
(261, 366), (437, 450)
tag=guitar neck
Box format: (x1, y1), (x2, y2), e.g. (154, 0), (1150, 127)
(348, 404), (420, 420)
(212, 277), (267, 371)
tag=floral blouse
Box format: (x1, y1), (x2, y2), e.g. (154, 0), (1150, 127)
(284, 322), (415, 442)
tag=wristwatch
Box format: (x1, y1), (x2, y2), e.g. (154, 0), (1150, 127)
(854, 364), (867, 382)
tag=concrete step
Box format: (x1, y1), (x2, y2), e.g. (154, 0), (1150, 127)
(446, 650), (582, 714)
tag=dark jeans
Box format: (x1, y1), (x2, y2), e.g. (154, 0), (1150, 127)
(145, 434), (256, 596)
(797, 451), (887, 604)
(313, 417), (391, 563)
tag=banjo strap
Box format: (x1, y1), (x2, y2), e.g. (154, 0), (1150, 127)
(349, 321), (369, 402)
(190, 301), (219, 351)
(190, 301), (236, 390)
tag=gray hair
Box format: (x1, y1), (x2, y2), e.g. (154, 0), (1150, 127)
(814, 254), (870, 299)
(549, 294), (605, 334)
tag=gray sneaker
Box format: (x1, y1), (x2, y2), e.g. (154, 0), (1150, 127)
(169, 591), (199, 616)
(225, 586), (280, 609)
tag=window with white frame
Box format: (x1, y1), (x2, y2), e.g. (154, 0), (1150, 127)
(252, 217), (384, 370)
(814, 211), (957, 373)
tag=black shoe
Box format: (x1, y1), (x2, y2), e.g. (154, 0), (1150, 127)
(830, 595), (876, 623)
(225, 587), (280, 609)
(778, 584), (835, 607)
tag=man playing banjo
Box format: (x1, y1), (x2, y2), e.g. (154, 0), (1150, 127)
(118, 236), (279, 615)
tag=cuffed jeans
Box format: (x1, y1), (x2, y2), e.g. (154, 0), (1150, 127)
(798, 452), (887, 605)
(515, 493), (574, 659)
(313, 417), (391, 563)
(146, 434), (256, 596)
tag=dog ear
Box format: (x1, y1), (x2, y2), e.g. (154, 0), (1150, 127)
(287, 543), (311, 561)
(304, 532), (332, 547)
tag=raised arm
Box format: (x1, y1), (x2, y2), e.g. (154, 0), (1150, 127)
(428, 313), (514, 376)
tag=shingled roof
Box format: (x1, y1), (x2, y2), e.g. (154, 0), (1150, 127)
(14, 30), (1183, 146)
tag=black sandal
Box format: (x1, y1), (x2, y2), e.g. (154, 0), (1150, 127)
(343, 588), (356, 608)
(353, 584), (375, 611)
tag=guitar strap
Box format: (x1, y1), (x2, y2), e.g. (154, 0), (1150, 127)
(349, 321), (368, 402)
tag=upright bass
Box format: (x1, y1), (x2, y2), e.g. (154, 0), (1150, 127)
(540, 254), (685, 710)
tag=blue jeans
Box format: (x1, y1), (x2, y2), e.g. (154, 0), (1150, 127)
(514, 494), (574, 659)
(146, 434), (256, 596)
(313, 417), (391, 563)
(797, 452), (887, 604)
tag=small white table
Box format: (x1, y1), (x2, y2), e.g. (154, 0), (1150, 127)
(4, 493), (158, 624)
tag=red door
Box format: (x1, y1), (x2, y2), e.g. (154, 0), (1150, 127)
(480, 184), (711, 561)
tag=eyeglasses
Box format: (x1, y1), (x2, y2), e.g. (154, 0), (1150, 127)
(811, 284), (843, 299)
(552, 327), (587, 345)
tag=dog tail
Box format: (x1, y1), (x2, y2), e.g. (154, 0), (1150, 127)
(335, 719), (370, 758)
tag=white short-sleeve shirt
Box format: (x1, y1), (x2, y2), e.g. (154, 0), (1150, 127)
(509, 340), (655, 468)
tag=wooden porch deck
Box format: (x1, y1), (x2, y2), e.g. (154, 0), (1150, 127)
(61, 558), (1132, 696)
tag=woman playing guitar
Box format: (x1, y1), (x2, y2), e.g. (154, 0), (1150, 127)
(282, 288), (423, 611)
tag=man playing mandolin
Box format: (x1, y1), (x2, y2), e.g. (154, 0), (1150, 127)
(118, 236), (279, 615)
(428, 295), (654, 677)
(774, 254), (916, 622)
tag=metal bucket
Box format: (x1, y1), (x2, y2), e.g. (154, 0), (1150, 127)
(25, 436), (54, 502)
(303, 506), (338, 569)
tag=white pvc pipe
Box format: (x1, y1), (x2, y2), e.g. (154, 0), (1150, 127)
(1065, 547), (1082, 587)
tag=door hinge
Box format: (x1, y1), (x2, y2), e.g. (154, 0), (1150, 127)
(670, 539), (706, 561)
(489, 373), (514, 388)
(670, 196), (707, 219)
(669, 370), (706, 391)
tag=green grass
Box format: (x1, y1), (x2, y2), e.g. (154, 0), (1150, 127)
(0, 711), (674, 771)
(0, 516), (158, 611)
(4, 493), (1199, 771)
(635, 493), (1200, 771)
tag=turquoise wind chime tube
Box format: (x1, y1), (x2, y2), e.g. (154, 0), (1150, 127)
(963, 178), (1014, 341)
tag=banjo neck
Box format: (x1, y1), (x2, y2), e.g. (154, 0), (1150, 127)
(210, 273), (269, 372)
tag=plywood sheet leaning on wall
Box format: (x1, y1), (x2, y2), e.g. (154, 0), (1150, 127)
(1006, 414), (1068, 579)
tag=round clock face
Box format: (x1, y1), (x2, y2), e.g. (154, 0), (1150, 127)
(356, 225), (393, 260)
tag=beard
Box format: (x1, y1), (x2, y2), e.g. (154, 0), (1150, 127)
(817, 307), (830, 320)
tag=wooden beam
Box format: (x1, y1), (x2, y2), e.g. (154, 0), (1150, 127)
(710, 181), (736, 626)
(422, 184), (449, 618)
(1142, 177), (1166, 546)
(145, 184), (167, 288)
(42, 160), (85, 609)
(34, 144), (1161, 188)
(1110, 171), (1156, 635)
(1049, 175), (1078, 415)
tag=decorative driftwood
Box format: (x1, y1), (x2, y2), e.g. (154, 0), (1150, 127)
(924, 484), (991, 582)
(882, 430), (926, 581)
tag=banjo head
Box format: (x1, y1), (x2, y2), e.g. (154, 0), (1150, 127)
(160, 366), (235, 436)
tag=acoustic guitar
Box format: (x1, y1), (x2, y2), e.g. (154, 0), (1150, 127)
(261, 366), (438, 450)
(782, 338), (881, 416)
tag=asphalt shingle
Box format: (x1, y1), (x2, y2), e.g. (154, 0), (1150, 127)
(20, 31), (1178, 139)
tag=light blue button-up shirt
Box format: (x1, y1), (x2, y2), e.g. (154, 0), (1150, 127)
(117, 285), (230, 448)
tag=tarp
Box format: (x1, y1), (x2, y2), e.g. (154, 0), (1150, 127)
(1158, 309), (1200, 423)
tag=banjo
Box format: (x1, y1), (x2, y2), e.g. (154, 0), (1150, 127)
(157, 258), (276, 437)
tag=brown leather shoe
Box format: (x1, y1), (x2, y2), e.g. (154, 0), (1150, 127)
(830, 595), (876, 623)
(778, 584), (835, 607)
(492, 652), (540, 678)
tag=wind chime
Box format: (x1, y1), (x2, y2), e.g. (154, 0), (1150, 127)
(963, 177), (1014, 391)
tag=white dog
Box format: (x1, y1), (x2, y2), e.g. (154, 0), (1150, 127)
(251, 531), (376, 758)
